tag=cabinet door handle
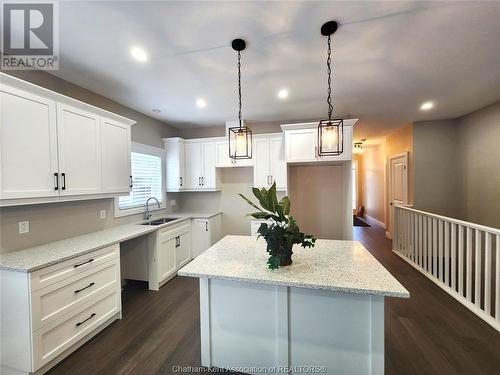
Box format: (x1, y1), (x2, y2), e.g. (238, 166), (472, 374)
(205, 221), (208, 231)
(54, 173), (59, 190)
(129, 175), (133, 188)
(198, 177), (201, 186)
(74, 258), (94, 268)
(180, 176), (183, 187)
(61, 173), (66, 190)
(74, 282), (95, 294)
(202, 176), (204, 186)
(76, 313), (96, 327)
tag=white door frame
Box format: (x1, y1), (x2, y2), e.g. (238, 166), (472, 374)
(387, 152), (409, 239)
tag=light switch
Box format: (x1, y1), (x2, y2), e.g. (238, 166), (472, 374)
(100, 210), (106, 219)
(18, 221), (29, 234)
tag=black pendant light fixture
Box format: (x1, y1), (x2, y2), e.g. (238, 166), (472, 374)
(318, 21), (343, 157)
(228, 38), (252, 159)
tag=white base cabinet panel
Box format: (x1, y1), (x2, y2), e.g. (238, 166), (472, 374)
(191, 214), (222, 258)
(200, 278), (383, 375)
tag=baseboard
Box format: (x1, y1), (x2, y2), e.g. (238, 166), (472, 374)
(363, 214), (386, 229)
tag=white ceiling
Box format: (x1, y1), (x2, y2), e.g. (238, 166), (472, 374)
(51, 1), (500, 139)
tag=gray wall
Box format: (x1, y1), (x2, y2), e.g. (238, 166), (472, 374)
(457, 101), (500, 228)
(413, 101), (500, 229)
(0, 71), (179, 253)
(413, 120), (460, 218)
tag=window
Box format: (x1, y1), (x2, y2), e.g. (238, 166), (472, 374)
(114, 143), (165, 217)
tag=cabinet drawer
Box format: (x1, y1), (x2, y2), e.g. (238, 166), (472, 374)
(30, 244), (119, 292)
(31, 259), (120, 330)
(32, 290), (120, 370)
(159, 221), (191, 238)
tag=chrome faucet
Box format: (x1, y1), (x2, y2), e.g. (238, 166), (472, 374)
(144, 197), (161, 221)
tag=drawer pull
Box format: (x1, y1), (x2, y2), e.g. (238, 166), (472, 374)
(75, 313), (96, 327)
(74, 259), (94, 268)
(74, 282), (95, 294)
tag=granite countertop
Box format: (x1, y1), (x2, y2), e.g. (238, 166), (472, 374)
(0, 211), (221, 273)
(178, 235), (409, 298)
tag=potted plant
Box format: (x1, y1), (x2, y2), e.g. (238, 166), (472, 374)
(239, 182), (316, 269)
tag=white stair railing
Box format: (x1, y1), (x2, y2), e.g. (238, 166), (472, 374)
(393, 205), (500, 332)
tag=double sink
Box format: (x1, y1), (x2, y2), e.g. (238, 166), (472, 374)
(141, 217), (180, 226)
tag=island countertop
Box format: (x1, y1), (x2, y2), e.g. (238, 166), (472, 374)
(178, 235), (409, 298)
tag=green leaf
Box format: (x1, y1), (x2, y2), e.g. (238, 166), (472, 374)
(249, 212), (273, 220)
(267, 182), (278, 212)
(279, 196), (290, 216)
(253, 187), (271, 211)
(238, 194), (263, 212)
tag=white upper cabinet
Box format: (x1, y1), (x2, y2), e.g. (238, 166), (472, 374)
(101, 118), (131, 193)
(56, 104), (102, 196)
(281, 121), (357, 163)
(0, 85), (59, 199)
(253, 134), (287, 191)
(215, 139), (253, 168)
(184, 142), (204, 189)
(184, 140), (220, 190)
(164, 138), (185, 192)
(0, 73), (135, 206)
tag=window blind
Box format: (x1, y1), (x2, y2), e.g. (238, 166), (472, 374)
(119, 151), (163, 210)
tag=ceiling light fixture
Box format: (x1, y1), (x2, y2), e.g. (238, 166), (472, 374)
(196, 98), (207, 108)
(228, 38), (252, 160)
(130, 46), (148, 62)
(278, 89), (289, 99)
(152, 108), (161, 113)
(420, 101), (434, 111)
(318, 21), (343, 157)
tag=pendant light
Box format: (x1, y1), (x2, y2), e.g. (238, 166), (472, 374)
(228, 38), (252, 159)
(318, 21), (343, 156)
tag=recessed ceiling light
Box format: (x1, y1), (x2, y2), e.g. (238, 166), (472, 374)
(196, 98), (207, 108)
(130, 46), (148, 62)
(420, 101), (434, 111)
(152, 109), (161, 113)
(278, 89), (289, 99)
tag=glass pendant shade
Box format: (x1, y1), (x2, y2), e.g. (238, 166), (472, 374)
(229, 126), (252, 159)
(318, 119), (343, 156)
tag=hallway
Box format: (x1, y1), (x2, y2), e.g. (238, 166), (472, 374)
(47, 226), (500, 375)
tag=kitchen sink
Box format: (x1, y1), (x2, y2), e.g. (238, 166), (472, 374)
(141, 217), (180, 226)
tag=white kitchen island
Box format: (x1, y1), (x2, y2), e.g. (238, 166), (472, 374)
(179, 235), (409, 375)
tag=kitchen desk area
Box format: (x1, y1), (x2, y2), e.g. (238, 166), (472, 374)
(179, 235), (409, 375)
(0, 212), (221, 375)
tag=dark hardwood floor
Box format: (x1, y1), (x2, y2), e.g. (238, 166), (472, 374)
(48, 226), (500, 375)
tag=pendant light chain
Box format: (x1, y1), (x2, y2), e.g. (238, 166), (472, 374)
(326, 34), (333, 122)
(237, 50), (242, 128)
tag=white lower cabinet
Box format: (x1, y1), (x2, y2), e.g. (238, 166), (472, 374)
(192, 214), (222, 258)
(151, 220), (192, 289)
(0, 244), (121, 375)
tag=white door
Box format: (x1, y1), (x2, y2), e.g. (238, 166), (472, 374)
(185, 142), (203, 189)
(175, 232), (191, 268)
(0, 86), (59, 199)
(100, 118), (131, 193)
(209, 215), (222, 243)
(253, 138), (270, 188)
(158, 235), (176, 282)
(389, 152), (408, 237)
(57, 104), (101, 195)
(269, 136), (287, 190)
(165, 139), (185, 191)
(215, 141), (232, 167)
(202, 142), (216, 189)
(285, 129), (317, 162)
(192, 219), (211, 258)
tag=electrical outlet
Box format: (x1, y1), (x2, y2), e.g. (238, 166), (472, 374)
(18, 221), (29, 234)
(170, 200), (176, 207)
(100, 210), (106, 219)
